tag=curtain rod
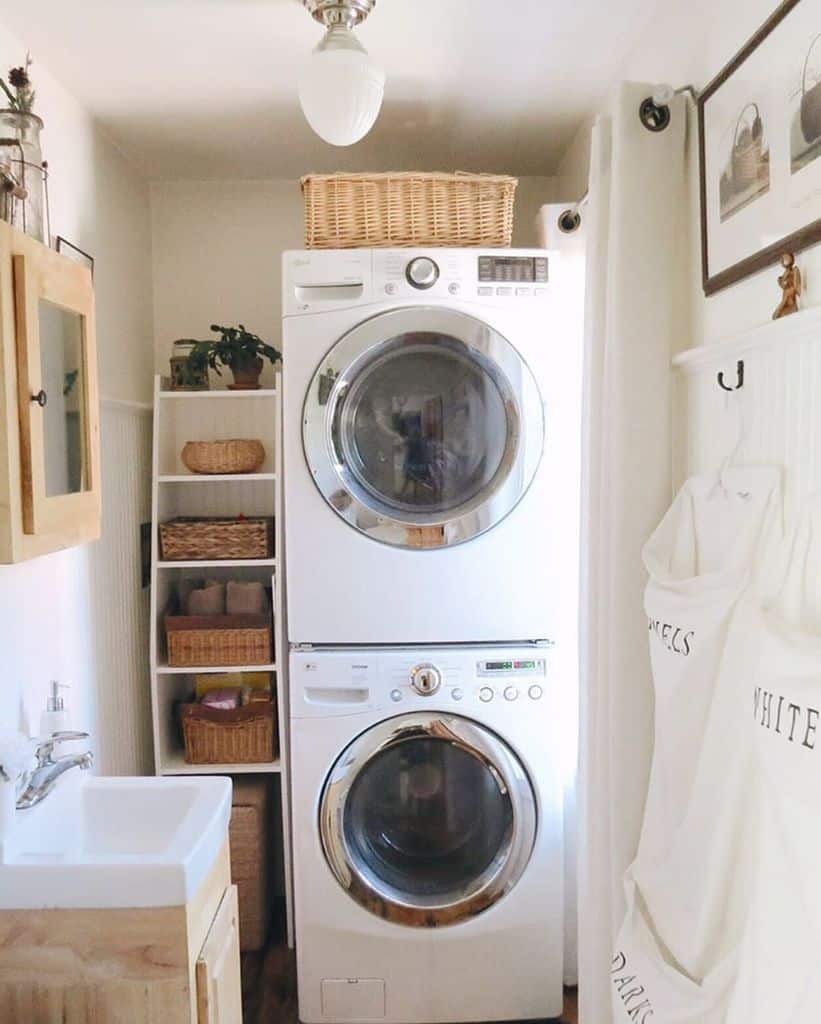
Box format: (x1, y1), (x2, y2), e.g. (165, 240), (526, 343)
(557, 83), (699, 233)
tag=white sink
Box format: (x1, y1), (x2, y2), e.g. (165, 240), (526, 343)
(0, 774), (232, 909)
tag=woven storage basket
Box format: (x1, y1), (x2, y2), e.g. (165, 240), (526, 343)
(301, 171), (517, 249)
(230, 779), (271, 952)
(159, 517), (273, 561)
(182, 439), (266, 475)
(166, 613), (272, 667)
(180, 698), (277, 764)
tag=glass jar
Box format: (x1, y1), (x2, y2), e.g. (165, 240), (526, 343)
(0, 110), (45, 241)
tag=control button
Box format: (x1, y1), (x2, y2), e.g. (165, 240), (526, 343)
(385, 282), (397, 295)
(477, 286), (494, 296)
(448, 282), (461, 295)
(405, 256), (440, 290)
(479, 686), (494, 703)
(528, 684), (544, 701)
(503, 686), (519, 702)
(516, 287), (532, 297)
(496, 287), (512, 296)
(535, 287), (547, 297)
(451, 687), (464, 701)
(390, 689), (403, 702)
(410, 663), (442, 696)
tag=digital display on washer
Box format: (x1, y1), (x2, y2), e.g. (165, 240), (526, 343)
(479, 659), (546, 675)
(477, 256), (548, 284)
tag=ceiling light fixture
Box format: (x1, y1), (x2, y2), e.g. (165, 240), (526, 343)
(299, 0), (385, 147)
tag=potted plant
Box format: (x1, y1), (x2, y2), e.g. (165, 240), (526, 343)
(0, 55), (46, 242)
(187, 324), (281, 390)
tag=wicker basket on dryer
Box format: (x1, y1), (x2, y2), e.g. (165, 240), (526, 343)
(300, 171), (517, 249)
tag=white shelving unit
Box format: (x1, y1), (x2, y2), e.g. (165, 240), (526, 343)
(148, 372), (293, 943)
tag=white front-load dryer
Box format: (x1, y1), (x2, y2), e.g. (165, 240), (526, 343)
(282, 248), (577, 646)
(289, 644), (564, 1023)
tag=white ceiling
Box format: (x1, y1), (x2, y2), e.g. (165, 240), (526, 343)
(0, 0), (658, 180)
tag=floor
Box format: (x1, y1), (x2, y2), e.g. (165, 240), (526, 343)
(242, 946), (579, 1024)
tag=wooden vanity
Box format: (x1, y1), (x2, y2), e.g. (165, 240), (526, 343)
(0, 842), (241, 1023)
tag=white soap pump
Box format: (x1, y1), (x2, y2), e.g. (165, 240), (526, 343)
(40, 681), (70, 738)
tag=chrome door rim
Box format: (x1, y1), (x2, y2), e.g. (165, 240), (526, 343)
(319, 712), (538, 928)
(303, 306), (545, 549)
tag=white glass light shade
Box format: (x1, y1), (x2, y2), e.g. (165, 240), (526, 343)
(298, 27), (385, 147)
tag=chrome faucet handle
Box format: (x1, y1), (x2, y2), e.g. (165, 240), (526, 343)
(35, 731), (90, 766)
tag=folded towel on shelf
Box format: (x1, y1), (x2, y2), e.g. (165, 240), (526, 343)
(226, 581), (270, 616)
(186, 580), (226, 616)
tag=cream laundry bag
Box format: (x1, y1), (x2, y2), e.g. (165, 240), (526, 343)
(612, 467), (783, 1023)
(726, 503), (821, 1023)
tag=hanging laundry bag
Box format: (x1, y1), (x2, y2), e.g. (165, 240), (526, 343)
(726, 504), (821, 1023)
(613, 467), (783, 1023)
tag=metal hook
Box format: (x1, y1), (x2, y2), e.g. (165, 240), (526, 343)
(717, 360), (744, 391)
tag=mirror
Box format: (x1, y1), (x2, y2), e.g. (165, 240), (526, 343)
(38, 299), (87, 497)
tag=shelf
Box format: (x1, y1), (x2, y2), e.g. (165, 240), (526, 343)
(157, 558), (277, 569)
(160, 753), (281, 775)
(155, 663), (277, 675)
(159, 388), (278, 399)
(158, 473), (276, 483)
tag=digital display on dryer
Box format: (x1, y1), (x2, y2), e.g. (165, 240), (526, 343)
(477, 256), (548, 283)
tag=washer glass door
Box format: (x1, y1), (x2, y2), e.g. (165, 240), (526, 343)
(319, 713), (537, 927)
(303, 307), (544, 549)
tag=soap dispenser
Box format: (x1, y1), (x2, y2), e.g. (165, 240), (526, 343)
(40, 682), (70, 738)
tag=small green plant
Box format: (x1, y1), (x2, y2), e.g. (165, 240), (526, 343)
(187, 324), (281, 379)
(0, 54), (35, 114)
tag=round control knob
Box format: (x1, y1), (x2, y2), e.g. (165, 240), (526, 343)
(448, 282), (461, 295)
(504, 686), (519, 702)
(528, 684), (544, 701)
(405, 257), (439, 290)
(410, 663), (442, 696)
(451, 687), (464, 701)
(479, 686), (494, 703)
(390, 689), (403, 703)
(385, 282), (397, 295)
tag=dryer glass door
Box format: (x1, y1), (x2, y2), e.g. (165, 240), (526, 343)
(319, 712), (537, 927)
(303, 307), (544, 549)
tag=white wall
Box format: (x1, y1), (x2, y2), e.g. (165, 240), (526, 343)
(556, 0), (818, 351)
(150, 177), (561, 372)
(0, 23), (154, 767)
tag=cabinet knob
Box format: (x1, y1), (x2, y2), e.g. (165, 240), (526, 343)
(31, 389), (47, 407)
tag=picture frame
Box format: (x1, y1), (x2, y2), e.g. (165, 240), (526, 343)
(699, 0), (821, 295)
(55, 236), (95, 278)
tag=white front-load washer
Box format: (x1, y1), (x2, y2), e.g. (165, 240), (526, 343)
(282, 248), (577, 646)
(290, 644), (564, 1023)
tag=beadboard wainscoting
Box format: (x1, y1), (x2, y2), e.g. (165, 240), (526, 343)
(88, 398), (153, 775)
(673, 306), (821, 527)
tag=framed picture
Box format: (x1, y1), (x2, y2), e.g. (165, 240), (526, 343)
(55, 236), (94, 278)
(699, 0), (821, 294)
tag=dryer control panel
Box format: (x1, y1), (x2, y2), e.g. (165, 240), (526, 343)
(282, 248), (557, 315)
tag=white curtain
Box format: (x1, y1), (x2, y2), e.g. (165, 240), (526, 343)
(578, 82), (690, 1022)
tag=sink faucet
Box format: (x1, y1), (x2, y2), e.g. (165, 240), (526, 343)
(16, 731), (94, 810)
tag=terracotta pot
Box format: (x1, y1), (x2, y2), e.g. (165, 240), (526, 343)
(228, 355), (264, 390)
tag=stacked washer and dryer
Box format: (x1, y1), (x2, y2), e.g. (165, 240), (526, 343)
(282, 247), (575, 1023)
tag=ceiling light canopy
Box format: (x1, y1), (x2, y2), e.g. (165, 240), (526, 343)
(299, 0), (385, 147)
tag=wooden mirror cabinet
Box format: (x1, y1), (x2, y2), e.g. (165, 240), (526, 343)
(0, 222), (100, 562)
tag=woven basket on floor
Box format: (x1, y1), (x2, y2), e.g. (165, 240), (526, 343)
(166, 613), (272, 667)
(300, 171), (518, 249)
(181, 439), (265, 475)
(180, 698), (277, 764)
(159, 517), (273, 561)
